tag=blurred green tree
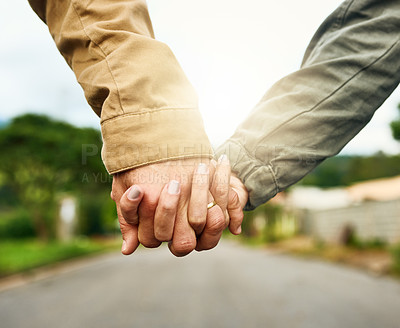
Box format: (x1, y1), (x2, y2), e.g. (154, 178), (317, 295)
(300, 153), (400, 187)
(0, 114), (111, 240)
(299, 102), (400, 188)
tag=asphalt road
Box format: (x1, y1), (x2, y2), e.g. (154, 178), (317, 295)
(1, 241), (400, 328)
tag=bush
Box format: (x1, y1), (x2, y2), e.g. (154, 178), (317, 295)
(241, 203), (295, 244)
(77, 191), (118, 236)
(0, 209), (36, 239)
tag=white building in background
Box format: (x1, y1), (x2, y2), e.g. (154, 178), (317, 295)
(287, 187), (352, 210)
(284, 176), (400, 244)
(58, 196), (77, 241)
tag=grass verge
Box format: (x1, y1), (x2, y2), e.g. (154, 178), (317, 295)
(0, 238), (120, 277)
(283, 242), (391, 275)
(240, 236), (399, 278)
(391, 244), (400, 277)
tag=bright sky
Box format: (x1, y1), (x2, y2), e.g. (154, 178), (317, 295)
(1, 0), (399, 155)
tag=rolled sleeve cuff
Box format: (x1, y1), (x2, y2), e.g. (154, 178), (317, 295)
(215, 140), (278, 211)
(101, 108), (214, 174)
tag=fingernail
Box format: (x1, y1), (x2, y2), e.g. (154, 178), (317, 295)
(236, 226), (242, 234)
(218, 154), (229, 164)
(127, 185), (141, 200)
(211, 159), (217, 168)
(168, 180), (180, 195)
(122, 240), (127, 253)
(197, 163), (209, 174)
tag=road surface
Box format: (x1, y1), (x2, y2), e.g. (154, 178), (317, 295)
(0, 241), (399, 328)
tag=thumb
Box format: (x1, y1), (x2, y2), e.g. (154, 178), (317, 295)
(119, 219), (140, 255)
(227, 187), (244, 235)
(116, 185), (144, 255)
(120, 185), (143, 226)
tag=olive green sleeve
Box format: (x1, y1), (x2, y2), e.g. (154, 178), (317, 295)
(216, 0), (400, 210)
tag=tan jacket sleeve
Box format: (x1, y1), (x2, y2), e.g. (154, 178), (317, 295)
(28, 0), (213, 174)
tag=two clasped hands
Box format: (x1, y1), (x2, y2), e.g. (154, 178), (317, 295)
(111, 156), (248, 257)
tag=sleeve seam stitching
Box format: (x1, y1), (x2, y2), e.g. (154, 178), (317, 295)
(109, 153), (214, 174)
(101, 107), (198, 125)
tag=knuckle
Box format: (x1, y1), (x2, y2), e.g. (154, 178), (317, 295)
(215, 184), (229, 198)
(140, 238), (161, 248)
(207, 213), (226, 235)
(173, 239), (196, 256)
(229, 191), (240, 208)
(189, 212), (206, 224)
(138, 228), (161, 248)
(120, 197), (136, 213)
(154, 231), (171, 242)
(159, 203), (176, 216)
(124, 214), (138, 225)
(154, 224), (173, 241)
(120, 206), (138, 225)
(119, 221), (130, 234)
